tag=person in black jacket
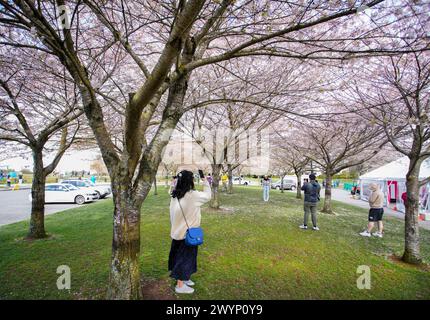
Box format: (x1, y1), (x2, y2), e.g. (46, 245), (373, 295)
(299, 174), (321, 231)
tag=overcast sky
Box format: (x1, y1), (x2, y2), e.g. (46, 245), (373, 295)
(0, 149), (100, 173)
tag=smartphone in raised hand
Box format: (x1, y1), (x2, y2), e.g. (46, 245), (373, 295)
(198, 169), (205, 179)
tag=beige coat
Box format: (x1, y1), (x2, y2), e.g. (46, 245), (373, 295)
(170, 181), (211, 240)
(368, 183), (384, 208)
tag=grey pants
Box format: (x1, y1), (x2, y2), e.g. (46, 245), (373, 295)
(304, 202), (317, 227)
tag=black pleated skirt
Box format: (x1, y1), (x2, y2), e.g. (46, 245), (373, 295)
(168, 239), (198, 281)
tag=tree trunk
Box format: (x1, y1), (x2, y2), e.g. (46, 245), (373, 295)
(296, 172), (302, 199)
(280, 174), (285, 193)
(27, 149), (47, 239)
(165, 171), (169, 187)
(322, 172), (333, 214)
(106, 69), (190, 299)
(153, 179), (158, 195)
(210, 165), (221, 209)
(402, 157), (422, 264)
(107, 182), (145, 300)
(227, 164), (233, 194)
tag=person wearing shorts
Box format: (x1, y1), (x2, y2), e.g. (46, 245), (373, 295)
(360, 183), (384, 238)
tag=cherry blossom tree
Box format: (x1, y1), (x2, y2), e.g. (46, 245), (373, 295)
(271, 128), (310, 198)
(0, 49), (83, 239)
(300, 114), (387, 214)
(181, 104), (270, 208)
(350, 52), (430, 264)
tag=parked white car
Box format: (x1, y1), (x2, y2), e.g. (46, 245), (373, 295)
(83, 179), (112, 198)
(28, 183), (98, 205)
(232, 177), (252, 186)
(61, 179), (111, 199)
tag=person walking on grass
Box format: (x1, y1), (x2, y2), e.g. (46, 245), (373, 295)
(262, 175), (271, 202)
(299, 173), (321, 231)
(221, 173), (228, 192)
(360, 183), (384, 238)
(169, 170), (211, 294)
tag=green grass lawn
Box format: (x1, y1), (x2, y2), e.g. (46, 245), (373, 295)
(0, 186), (429, 299)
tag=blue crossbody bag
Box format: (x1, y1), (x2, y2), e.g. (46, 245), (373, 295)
(178, 198), (204, 246)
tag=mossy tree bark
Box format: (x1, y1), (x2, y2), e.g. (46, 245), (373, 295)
(28, 149), (47, 239)
(322, 172), (334, 214)
(295, 171), (302, 199)
(210, 164), (222, 209)
(402, 157), (423, 264)
(280, 173), (285, 193)
(227, 164), (233, 194)
(106, 178), (149, 300)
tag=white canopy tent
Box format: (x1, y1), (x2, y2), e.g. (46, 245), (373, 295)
(360, 157), (430, 180)
(359, 157), (430, 213)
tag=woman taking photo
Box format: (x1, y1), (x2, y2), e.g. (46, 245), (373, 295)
(169, 170), (211, 294)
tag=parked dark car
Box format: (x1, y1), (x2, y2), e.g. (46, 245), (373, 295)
(271, 179), (296, 190)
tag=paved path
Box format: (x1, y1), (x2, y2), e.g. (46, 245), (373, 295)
(322, 188), (430, 231)
(0, 189), (79, 226)
(0, 183), (112, 227)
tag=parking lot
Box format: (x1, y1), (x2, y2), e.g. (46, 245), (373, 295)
(0, 188), (109, 226)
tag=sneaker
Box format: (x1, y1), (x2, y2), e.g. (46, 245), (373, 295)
(312, 226), (320, 231)
(299, 225), (308, 229)
(175, 284), (194, 294)
(184, 279), (195, 286)
(373, 232), (383, 238)
(359, 230), (372, 237)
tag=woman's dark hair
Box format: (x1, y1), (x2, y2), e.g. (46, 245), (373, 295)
(171, 170), (195, 199)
